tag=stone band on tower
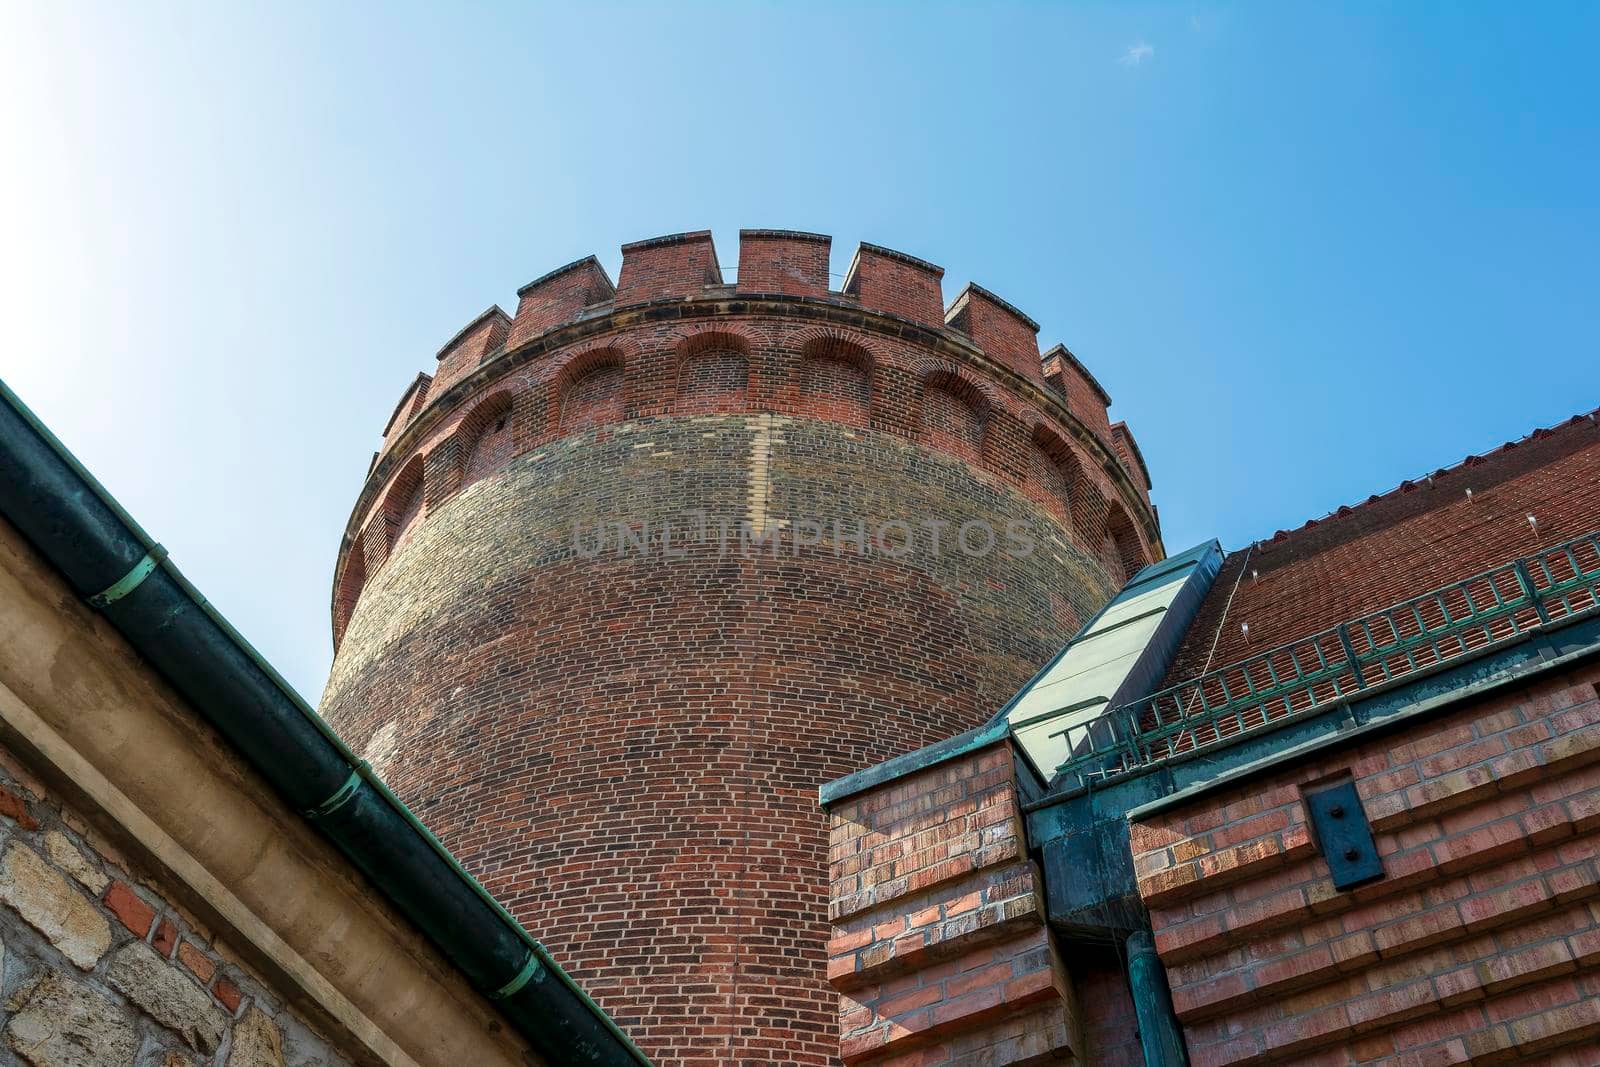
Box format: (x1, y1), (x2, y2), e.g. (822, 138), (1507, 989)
(319, 229), (1161, 1064)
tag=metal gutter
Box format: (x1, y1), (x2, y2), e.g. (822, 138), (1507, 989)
(0, 377), (650, 1067)
(1026, 603), (1600, 826)
(1127, 931), (1189, 1067)
(1125, 611), (1600, 820)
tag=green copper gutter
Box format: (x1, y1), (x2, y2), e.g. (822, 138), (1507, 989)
(0, 377), (649, 1067)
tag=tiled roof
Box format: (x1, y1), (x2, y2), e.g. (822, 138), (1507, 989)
(1164, 408), (1600, 688)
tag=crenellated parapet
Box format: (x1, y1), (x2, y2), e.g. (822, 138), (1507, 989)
(944, 282), (1042, 384)
(841, 241), (946, 325)
(340, 229), (1162, 644)
(1041, 343), (1113, 441)
(615, 230), (723, 303)
(1110, 420), (1153, 506)
(508, 256), (615, 350)
(433, 306), (509, 394)
(735, 228), (831, 297)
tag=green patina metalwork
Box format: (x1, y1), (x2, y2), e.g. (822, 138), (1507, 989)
(0, 377), (652, 1067)
(1052, 528), (1600, 789)
(1304, 779), (1383, 889)
(1127, 930), (1189, 1067)
(1028, 611), (1600, 933)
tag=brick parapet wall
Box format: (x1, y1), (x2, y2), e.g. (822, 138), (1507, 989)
(824, 743), (1079, 1065)
(737, 230), (832, 298)
(0, 743), (353, 1067)
(432, 306), (510, 396)
(336, 304), (1158, 644)
(1130, 657), (1600, 1066)
(350, 230), (1156, 615)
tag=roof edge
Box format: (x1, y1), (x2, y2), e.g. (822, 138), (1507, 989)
(0, 376), (650, 1067)
(819, 719), (1012, 810)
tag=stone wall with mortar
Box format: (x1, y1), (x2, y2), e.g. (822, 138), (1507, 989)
(0, 744), (354, 1067)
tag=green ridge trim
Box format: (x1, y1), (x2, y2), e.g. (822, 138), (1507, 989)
(818, 718), (1012, 810)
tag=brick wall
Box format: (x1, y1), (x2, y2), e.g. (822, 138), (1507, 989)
(0, 744), (353, 1067)
(943, 284), (1044, 386)
(841, 243), (946, 326)
(508, 257), (615, 350)
(825, 743), (1079, 1065)
(321, 231), (1160, 1065)
(322, 412), (1115, 1065)
(1040, 345), (1112, 446)
(737, 230), (831, 297)
(614, 230), (723, 304)
(1131, 657), (1600, 1065)
(433, 306), (509, 395)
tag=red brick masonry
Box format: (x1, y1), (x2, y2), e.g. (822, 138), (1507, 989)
(826, 743), (1076, 1064)
(1132, 659), (1600, 1066)
(826, 742), (1145, 1065)
(321, 229), (1161, 1065)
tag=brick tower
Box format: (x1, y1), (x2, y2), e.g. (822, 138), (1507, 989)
(319, 229), (1162, 1064)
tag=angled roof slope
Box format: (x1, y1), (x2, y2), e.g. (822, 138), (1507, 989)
(1165, 409), (1600, 689)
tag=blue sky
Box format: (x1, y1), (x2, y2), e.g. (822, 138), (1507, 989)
(2, 3), (1596, 699)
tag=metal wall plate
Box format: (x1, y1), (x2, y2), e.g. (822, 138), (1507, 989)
(1305, 779), (1385, 890)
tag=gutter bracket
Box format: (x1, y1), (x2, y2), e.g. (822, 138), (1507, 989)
(305, 763), (368, 820)
(87, 545), (169, 608)
(493, 950), (544, 1000)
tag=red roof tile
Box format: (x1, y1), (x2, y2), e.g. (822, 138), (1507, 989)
(1164, 410), (1600, 687)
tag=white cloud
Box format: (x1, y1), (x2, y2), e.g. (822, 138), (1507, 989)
(1120, 41), (1154, 66)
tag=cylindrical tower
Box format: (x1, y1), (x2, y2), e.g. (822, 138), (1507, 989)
(320, 229), (1161, 1064)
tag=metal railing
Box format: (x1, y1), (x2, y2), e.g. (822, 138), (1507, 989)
(1052, 528), (1600, 788)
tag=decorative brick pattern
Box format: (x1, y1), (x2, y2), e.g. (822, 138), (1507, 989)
(1132, 660), (1600, 1065)
(322, 230), (1159, 1065)
(825, 744), (1078, 1065)
(675, 332), (751, 414)
(0, 746), (351, 1067)
(558, 352), (625, 435)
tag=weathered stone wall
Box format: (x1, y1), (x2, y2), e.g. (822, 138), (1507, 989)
(0, 746), (354, 1067)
